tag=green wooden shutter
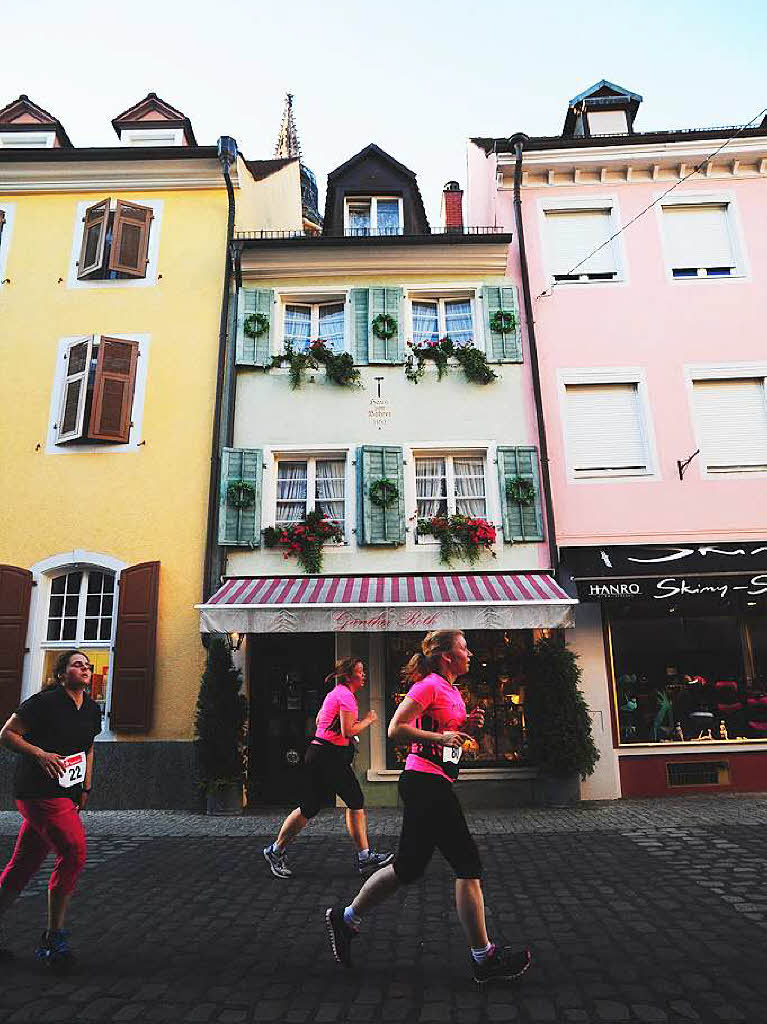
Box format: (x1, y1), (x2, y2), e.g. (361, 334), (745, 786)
(357, 446), (406, 545)
(218, 447), (263, 546)
(483, 281), (522, 362)
(497, 446), (544, 542)
(351, 288), (369, 365)
(369, 287), (403, 363)
(236, 288), (273, 367)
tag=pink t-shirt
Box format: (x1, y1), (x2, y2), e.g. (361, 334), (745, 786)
(404, 672), (467, 782)
(314, 684), (358, 746)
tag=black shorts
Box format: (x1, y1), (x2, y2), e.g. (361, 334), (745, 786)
(299, 742), (364, 819)
(393, 770), (482, 884)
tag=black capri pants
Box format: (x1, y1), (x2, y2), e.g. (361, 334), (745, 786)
(299, 742), (364, 819)
(393, 770), (482, 884)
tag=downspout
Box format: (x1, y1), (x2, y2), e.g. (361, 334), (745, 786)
(203, 136), (238, 603)
(510, 134), (559, 576)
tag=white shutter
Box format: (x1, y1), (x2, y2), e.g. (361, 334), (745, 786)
(56, 337), (93, 443)
(662, 205), (735, 270)
(693, 379), (767, 471)
(545, 209), (616, 276)
(565, 383), (648, 474)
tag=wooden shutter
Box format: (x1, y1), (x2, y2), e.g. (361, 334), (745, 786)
(110, 562), (159, 732)
(357, 446), (406, 545)
(663, 205), (735, 270)
(369, 287), (403, 362)
(544, 209), (616, 275)
(77, 199), (110, 279)
(565, 383), (648, 474)
(56, 336), (93, 443)
(88, 337), (139, 443)
(0, 565), (33, 724)
(693, 379), (767, 471)
(219, 448), (264, 546)
(236, 288), (274, 366)
(482, 282), (522, 362)
(497, 447), (544, 542)
(108, 200), (153, 277)
(351, 288), (369, 364)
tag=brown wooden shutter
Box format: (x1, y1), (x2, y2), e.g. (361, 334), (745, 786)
(110, 562), (159, 732)
(87, 337), (139, 443)
(108, 200), (153, 277)
(77, 199), (110, 279)
(0, 565), (33, 724)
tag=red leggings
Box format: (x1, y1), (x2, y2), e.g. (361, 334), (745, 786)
(0, 799), (86, 895)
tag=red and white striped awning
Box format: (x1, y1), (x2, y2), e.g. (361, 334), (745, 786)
(197, 573), (575, 633)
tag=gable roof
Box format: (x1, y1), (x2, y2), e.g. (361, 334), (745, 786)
(324, 143), (428, 231)
(0, 94), (72, 147)
(111, 92), (197, 145)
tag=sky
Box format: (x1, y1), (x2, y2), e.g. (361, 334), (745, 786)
(3, 0), (766, 222)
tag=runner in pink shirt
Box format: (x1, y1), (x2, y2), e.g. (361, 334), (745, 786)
(264, 658), (392, 878)
(325, 630), (532, 985)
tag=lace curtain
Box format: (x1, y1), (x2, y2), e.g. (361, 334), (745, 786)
(412, 302), (439, 344)
(284, 306), (311, 350)
(276, 462), (307, 523)
(416, 457), (447, 518)
(315, 459), (345, 526)
(445, 300), (473, 346)
(377, 200), (400, 235)
(454, 457), (486, 517)
(318, 304), (345, 353)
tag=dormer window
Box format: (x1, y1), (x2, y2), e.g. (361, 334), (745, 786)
(119, 128), (185, 147)
(0, 130), (55, 148)
(344, 197), (403, 236)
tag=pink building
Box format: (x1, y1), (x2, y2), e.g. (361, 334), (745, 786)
(469, 81), (767, 799)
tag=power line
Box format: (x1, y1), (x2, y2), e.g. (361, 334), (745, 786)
(535, 107), (767, 301)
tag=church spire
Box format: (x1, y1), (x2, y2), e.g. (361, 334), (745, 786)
(275, 92), (301, 159)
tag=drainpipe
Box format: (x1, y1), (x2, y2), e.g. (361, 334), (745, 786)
(509, 134), (559, 576)
(203, 136), (238, 603)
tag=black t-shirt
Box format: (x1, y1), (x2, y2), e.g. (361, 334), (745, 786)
(13, 686), (102, 803)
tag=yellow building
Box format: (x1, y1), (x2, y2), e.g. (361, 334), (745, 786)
(0, 93), (303, 807)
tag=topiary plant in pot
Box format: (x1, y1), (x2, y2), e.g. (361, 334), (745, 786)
(195, 636), (248, 815)
(525, 635), (600, 805)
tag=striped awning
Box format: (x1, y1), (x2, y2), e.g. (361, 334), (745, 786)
(197, 573), (575, 634)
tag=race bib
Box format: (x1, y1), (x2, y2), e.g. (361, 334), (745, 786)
(58, 752), (86, 789)
(443, 743), (462, 765)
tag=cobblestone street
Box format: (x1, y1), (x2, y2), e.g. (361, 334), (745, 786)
(1, 796), (766, 1023)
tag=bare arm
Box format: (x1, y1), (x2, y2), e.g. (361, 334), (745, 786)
(79, 748), (94, 810)
(340, 708), (377, 738)
(0, 713), (65, 780)
(387, 697), (470, 749)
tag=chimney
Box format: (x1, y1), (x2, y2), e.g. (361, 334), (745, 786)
(441, 181), (463, 232)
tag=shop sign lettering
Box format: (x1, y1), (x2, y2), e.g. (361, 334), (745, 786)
(332, 609), (440, 631)
(588, 583), (641, 597)
(578, 573), (767, 602)
(654, 573), (767, 600)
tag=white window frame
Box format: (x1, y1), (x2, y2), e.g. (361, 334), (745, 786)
(558, 367), (658, 482)
(45, 334), (150, 455)
(343, 196), (404, 236)
(0, 201), (15, 287)
(281, 299), (346, 352)
(66, 198), (163, 290)
(657, 192), (748, 283)
(685, 361), (767, 478)
(411, 449), (490, 545)
(119, 128), (185, 147)
(408, 295), (476, 345)
(0, 131), (55, 148)
(271, 451), (350, 541)
(538, 195), (627, 286)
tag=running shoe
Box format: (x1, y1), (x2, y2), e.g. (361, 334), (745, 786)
(263, 844), (292, 879)
(472, 945), (532, 985)
(357, 850), (394, 874)
(325, 906), (356, 968)
(35, 929), (75, 970)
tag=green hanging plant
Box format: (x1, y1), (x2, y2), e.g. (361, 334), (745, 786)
(263, 510), (344, 574)
(404, 337), (497, 386)
(489, 309), (516, 335)
(453, 344), (497, 385)
(416, 514), (496, 566)
(505, 476), (536, 507)
(244, 312), (270, 339)
(270, 340), (361, 390)
(226, 480), (256, 510)
(369, 478), (399, 508)
(371, 313), (397, 341)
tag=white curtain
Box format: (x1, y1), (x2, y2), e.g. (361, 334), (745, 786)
(416, 457), (447, 517)
(316, 459), (345, 526)
(454, 457), (486, 517)
(377, 200), (400, 235)
(276, 462), (307, 523)
(284, 305), (311, 350)
(445, 300), (473, 346)
(412, 302), (439, 344)
(318, 304), (345, 353)
(348, 204), (371, 236)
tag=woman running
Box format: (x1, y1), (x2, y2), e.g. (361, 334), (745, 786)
(325, 630), (532, 985)
(264, 658), (393, 878)
(0, 650), (101, 967)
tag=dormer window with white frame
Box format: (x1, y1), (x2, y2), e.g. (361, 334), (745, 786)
(411, 297), (474, 346)
(344, 197), (403, 236)
(283, 300), (346, 353)
(543, 203), (621, 282)
(119, 128), (185, 147)
(661, 200), (742, 279)
(76, 198), (153, 280)
(0, 130), (55, 148)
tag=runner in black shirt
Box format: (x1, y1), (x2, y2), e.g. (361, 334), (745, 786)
(0, 649), (101, 967)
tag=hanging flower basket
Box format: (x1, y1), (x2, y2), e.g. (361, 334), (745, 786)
(489, 310), (516, 334)
(244, 312), (270, 339)
(372, 313), (397, 341)
(506, 476), (536, 507)
(404, 337), (497, 386)
(271, 339), (361, 390)
(416, 514), (496, 566)
(226, 480), (256, 510)
(369, 478), (399, 508)
(263, 510), (344, 574)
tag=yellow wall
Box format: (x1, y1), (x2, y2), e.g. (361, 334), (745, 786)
(235, 156), (303, 233)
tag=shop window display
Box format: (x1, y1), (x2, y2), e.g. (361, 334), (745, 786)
(384, 630), (532, 769)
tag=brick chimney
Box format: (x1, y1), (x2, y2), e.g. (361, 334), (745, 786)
(441, 181), (464, 232)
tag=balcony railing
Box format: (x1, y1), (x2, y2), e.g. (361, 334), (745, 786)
(234, 226), (508, 241)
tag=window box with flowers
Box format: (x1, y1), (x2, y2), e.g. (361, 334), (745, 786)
(415, 514), (497, 566)
(271, 338), (361, 390)
(404, 337), (497, 386)
(263, 510), (344, 574)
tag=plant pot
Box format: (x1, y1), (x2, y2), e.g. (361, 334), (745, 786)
(205, 782), (244, 817)
(532, 773), (581, 807)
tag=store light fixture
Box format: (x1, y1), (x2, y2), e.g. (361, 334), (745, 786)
(226, 631), (244, 652)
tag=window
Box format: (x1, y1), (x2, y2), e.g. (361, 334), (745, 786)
(283, 301), (345, 352)
(662, 203), (738, 278)
(544, 207), (619, 281)
(55, 336), (139, 447)
(0, 131), (55, 148)
(693, 378), (767, 473)
(415, 455), (487, 522)
(565, 382), (650, 476)
(275, 457), (346, 530)
(77, 198), (153, 280)
(120, 128), (184, 147)
(344, 197), (402, 236)
(412, 298), (473, 346)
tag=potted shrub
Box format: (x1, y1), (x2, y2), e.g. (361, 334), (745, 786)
(195, 636), (248, 815)
(525, 635), (599, 805)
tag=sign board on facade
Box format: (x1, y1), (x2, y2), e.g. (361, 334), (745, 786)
(577, 573), (767, 602)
